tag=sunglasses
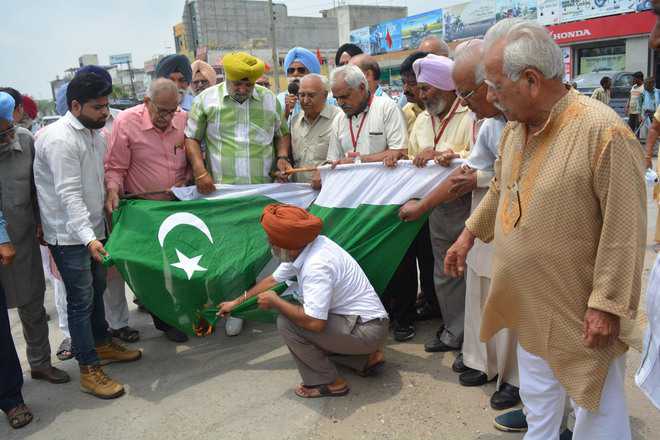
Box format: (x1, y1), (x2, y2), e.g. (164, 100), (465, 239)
(287, 67), (308, 75)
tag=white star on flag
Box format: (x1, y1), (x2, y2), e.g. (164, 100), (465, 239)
(170, 249), (207, 280)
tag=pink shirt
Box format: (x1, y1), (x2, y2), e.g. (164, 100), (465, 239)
(104, 104), (189, 200)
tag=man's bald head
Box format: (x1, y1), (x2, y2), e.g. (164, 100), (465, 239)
(349, 54), (381, 94)
(418, 37), (450, 57)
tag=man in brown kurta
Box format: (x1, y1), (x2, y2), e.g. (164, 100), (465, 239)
(445, 19), (645, 439)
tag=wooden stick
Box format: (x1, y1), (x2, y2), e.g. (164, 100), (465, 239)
(120, 189), (173, 200)
(270, 166), (318, 179)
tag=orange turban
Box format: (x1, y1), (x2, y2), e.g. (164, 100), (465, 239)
(261, 204), (323, 250)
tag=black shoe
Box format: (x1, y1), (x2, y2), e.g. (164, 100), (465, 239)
(452, 353), (469, 373)
(424, 334), (459, 352)
(393, 324), (415, 342)
(459, 369), (490, 386)
(164, 327), (189, 343)
(415, 303), (442, 321)
(490, 383), (520, 410)
(493, 409), (527, 433)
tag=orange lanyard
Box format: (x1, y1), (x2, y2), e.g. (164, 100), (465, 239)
(430, 99), (460, 148)
(349, 94), (374, 151)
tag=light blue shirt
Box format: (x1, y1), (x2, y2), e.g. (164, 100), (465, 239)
(0, 209), (8, 244)
(181, 93), (194, 112)
(466, 115), (507, 188)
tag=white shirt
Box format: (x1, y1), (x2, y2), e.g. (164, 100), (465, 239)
(34, 111), (106, 246)
(326, 95), (407, 161)
(272, 235), (388, 321)
(636, 254), (660, 409)
(466, 115), (507, 188)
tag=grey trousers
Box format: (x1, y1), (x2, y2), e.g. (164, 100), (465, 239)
(17, 293), (52, 369)
(428, 194), (471, 348)
(277, 313), (389, 386)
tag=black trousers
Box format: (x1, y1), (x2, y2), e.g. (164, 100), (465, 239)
(0, 282), (24, 413)
(628, 113), (641, 136)
(383, 221), (437, 327)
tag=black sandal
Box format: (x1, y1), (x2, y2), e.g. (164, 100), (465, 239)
(294, 383), (350, 398)
(110, 326), (140, 343)
(6, 404), (33, 429)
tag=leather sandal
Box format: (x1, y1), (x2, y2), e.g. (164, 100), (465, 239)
(6, 404), (33, 429)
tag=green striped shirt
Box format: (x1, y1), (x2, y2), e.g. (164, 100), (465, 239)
(185, 82), (289, 184)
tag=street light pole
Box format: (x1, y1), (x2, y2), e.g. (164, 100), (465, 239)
(267, 0), (280, 93)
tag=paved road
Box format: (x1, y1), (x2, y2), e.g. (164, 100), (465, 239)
(2, 187), (658, 440)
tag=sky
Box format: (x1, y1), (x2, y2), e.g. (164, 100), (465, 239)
(1, 0), (445, 100)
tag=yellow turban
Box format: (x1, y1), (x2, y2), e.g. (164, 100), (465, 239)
(223, 52), (265, 83)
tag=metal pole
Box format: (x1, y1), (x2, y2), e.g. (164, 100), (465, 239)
(267, 0), (280, 93)
(127, 60), (137, 100)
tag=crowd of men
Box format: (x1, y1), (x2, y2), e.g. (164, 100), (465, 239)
(0, 14), (659, 440)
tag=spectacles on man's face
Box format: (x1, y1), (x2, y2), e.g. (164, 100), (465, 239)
(192, 79), (210, 88)
(456, 81), (485, 102)
(287, 67), (308, 75)
(0, 124), (15, 140)
(150, 102), (178, 118)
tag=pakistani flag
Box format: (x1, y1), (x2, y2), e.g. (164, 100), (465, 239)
(105, 161), (458, 336)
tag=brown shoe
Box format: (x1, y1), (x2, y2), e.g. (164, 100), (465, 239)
(31, 366), (71, 384)
(96, 341), (142, 365)
(79, 365), (125, 399)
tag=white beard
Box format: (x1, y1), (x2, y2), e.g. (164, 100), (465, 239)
(426, 98), (447, 115)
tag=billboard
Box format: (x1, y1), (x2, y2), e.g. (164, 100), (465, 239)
(538, 0), (652, 26)
(443, 0), (497, 42)
(350, 9), (443, 55)
(495, 0), (538, 21)
(109, 53), (132, 65)
(349, 26), (371, 55)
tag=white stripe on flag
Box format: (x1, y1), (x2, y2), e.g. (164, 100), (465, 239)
(316, 160), (463, 209)
(171, 183), (319, 209)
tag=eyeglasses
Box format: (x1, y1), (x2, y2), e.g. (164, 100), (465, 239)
(456, 82), (485, 101)
(151, 103), (178, 118)
(287, 67), (308, 75)
(298, 92), (320, 99)
(0, 124), (15, 139)
(192, 79), (209, 87)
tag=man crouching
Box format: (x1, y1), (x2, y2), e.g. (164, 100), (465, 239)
(219, 204), (389, 398)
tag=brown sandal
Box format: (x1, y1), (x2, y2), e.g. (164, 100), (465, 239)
(295, 383), (350, 398)
(6, 404), (33, 429)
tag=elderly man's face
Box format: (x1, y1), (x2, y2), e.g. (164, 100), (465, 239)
(299, 77), (327, 117)
(145, 89), (179, 131)
(168, 72), (189, 91)
(484, 40), (533, 123)
(191, 71), (211, 95)
(454, 63), (498, 120)
(418, 83), (454, 116)
(227, 79), (255, 103)
(401, 71), (421, 106)
(332, 79), (368, 117)
(287, 61), (309, 80)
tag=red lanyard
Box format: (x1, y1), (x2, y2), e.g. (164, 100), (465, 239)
(430, 99), (461, 148)
(349, 94), (374, 151)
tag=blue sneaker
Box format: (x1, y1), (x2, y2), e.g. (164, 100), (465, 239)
(493, 409), (527, 433)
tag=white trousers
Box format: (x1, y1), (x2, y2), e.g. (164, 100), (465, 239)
(103, 268), (129, 330)
(518, 344), (631, 440)
(462, 266), (519, 387)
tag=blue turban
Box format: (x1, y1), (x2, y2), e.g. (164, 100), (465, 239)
(156, 54), (192, 84)
(283, 47), (320, 75)
(77, 65), (113, 86)
(55, 82), (69, 116)
(0, 92), (15, 122)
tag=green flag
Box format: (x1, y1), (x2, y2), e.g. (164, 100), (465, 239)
(106, 162), (457, 335)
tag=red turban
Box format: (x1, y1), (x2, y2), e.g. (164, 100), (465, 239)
(22, 95), (38, 119)
(261, 204), (323, 250)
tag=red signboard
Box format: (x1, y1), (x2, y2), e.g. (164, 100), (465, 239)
(547, 11), (656, 45)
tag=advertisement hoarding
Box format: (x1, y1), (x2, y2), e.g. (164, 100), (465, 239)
(443, 0), (497, 42)
(349, 26), (371, 54)
(109, 53), (132, 65)
(495, 0), (538, 21)
(538, 0), (652, 26)
(400, 9), (444, 51)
